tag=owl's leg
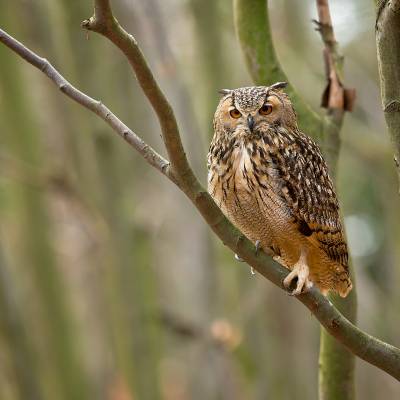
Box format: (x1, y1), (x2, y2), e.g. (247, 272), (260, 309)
(283, 250), (313, 296)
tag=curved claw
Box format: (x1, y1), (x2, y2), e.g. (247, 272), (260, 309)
(234, 254), (244, 262)
(283, 252), (313, 296)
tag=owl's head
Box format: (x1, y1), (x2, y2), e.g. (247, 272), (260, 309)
(213, 82), (297, 141)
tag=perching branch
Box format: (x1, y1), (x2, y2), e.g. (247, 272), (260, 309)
(376, 0), (400, 193)
(1, 2), (400, 382)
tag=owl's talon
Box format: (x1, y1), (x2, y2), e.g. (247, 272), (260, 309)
(283, 252), (313, 296)
(254, 240), (261, 256)
(234, 254), (244, 262)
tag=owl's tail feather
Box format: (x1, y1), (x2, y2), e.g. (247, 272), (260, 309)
(335, 270), (353, 298)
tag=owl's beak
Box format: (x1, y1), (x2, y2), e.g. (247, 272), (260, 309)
(247, 115), (255, 132)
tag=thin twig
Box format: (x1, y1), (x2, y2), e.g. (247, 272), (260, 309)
(314, 0), (355, 112)
(314, 0), (356, 179)
(313, 1), (356, 180)
(0, 28), (174, 184)
(1, 6), (400, 381)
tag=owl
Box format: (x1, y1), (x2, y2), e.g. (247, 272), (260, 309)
(207, 83), (352, 297)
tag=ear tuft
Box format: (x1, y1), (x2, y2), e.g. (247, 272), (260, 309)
(269, 82), (288, 91)
(218, 89), (232, 96)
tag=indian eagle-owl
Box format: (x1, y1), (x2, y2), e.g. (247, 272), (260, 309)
(207, 82), (352, 297)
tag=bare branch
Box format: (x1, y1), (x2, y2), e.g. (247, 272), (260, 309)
(0, 28), (174, 185)
(1, 8), (400, 382)
(314, 0), (356, 112)
(81, 0), (199, 193)
(314, 0), (356, 178)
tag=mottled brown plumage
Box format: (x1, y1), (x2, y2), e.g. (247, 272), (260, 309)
(208, 83), (352, 297)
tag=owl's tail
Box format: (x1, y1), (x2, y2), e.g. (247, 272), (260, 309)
(334, 269), (353, 298)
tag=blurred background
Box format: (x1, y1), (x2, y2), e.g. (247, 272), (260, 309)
(0, 0), (399, 399)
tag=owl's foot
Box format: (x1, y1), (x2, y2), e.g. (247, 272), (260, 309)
(283, 253), (313, 296)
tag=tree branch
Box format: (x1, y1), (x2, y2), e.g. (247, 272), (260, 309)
(0, 28), (174, 185)
(314, 1), (357, 398)
(1, 5), (400, 382)
(313, 0), (356, 178)
(376, 0), (400, 193)
(233, 0), (323, 140)
(81, 1), (199, 193)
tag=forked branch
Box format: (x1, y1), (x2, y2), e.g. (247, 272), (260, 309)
(0, 0), (400, 381)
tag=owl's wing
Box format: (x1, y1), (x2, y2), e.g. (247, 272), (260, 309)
(258, 129), (348, 269)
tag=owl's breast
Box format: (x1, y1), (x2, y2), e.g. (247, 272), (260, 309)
(208, 143), (254, 196)
(208, 143), (274, 220)
(208, 139), (295, 241)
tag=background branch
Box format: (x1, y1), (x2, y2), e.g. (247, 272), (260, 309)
(1, 2), (400, 385)
(313, 1), (357, 399)
(0, 28), (173, 185)
(376, 0), (400, 193)
(233, 0), (323, 140)
(82, 1), (197, 192)
(313, 0), (356, 177)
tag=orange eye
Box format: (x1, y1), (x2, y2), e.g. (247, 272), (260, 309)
(229, 108), (241, 119)
(259, 104), (273, 115)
